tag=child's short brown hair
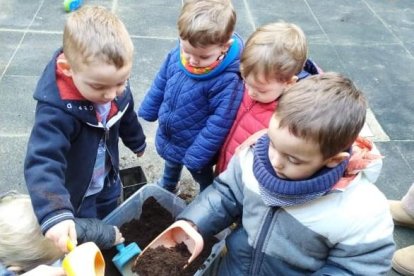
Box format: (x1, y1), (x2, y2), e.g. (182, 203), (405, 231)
(241, 22), (308, 83)
(0, 192), (62, 272)
(275, 72), (367, 159)
(63, 5), (134, 72)
(178, 0), (236, 47)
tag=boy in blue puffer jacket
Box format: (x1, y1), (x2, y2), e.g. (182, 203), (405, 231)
(138, 0), (244, 193)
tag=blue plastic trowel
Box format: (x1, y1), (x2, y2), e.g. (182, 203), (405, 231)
(112, 242), (141, 275)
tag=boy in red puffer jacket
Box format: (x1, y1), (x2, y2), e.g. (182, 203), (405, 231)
(216, 22), (322, 174)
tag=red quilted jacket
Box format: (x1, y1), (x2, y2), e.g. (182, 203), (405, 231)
(216, 87), (277, 174)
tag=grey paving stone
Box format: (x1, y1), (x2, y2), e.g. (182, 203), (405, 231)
(5, 32), (61, 77)
(373, 9), (414, 46)
(367, 84), (414, 140)
(307, 0), (400, 46)
(0, 0), (40, 29)
(29, 1), (67, 31)
(396, 141), (414, 168)
(406, 42), (414, 55)
(245, 0), (310, 12)
(0, 136), (28, 194)
(130, 37), (176, 94)
(233, 8), (256, 41)
(0, 75), (37, 134)
(364, 0), (414, 12)
(117, 4), (180, 38)
(376, 142), (414, 200)
(332, 43), (414, 97)
(308, 43), (346, 72)
(0, 32), (23, 74)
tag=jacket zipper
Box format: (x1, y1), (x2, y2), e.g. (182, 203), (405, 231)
(76, 99), (127, 213)
(76, 124), (110, 214)
(104, 125), (117, 182)
(249, 207), (276, 275)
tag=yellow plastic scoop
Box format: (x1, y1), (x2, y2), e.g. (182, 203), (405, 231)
(62, 239), (105, 276)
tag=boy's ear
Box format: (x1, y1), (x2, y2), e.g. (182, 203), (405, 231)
(56, 56), (73, 77)
(325, 152), (350, 168)
(287, 76), (298, 86)
(222, 38), (234, 52)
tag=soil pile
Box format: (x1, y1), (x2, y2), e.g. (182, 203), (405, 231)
(132, 242), (190, 275)
(102, 197), (218, 275)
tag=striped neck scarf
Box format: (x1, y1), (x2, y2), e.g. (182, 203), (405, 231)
(180, 51), (224, 75)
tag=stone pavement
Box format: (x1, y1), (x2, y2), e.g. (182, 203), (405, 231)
(0, 0), (413, 274)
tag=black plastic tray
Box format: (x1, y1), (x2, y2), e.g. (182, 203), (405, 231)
(119, 166), (147, 201)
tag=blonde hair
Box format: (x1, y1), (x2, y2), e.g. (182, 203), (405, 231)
(63, 5), (134, 72)
(241, 22), (308, 82)
(0, 192), (62, 272)
(178, 0), (236, 47)
(275, 72), (367, 159)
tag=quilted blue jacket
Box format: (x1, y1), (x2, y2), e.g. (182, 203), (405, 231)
(138, 33), (244, 171)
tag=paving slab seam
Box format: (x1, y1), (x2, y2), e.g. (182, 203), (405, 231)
(302, 0), (346, 73)
(242, 0), (256, 31)
(361, 0), (414, 59)
(111, 0), (118, 13)
(395, 146), (414, 172)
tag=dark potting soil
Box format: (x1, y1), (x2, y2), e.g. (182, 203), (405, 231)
(132, 242), (190, 275)
(102, 197), (218, 276)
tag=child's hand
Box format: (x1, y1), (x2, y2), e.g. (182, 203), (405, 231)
(21, 265), (66, 276)
(113, 226), (125, 245)
(45, 219), (77, 253)
(136, 151), (144, 157)
(235, 129), (267, 154)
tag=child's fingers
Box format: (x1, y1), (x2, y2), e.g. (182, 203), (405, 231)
(113, 226), (124, 245)
(45, 220), (77, 253)
(68, 223), (77, 246)
(58, 236), (69, 253)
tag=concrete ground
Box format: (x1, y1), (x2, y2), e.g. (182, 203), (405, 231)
(0, 0), (413, 275)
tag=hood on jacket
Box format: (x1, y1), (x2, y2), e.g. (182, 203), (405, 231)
(333, 136), (383, 190)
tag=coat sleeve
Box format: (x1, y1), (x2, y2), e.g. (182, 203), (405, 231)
(119, 84), (146, 154)
(183, 75), (243, 171)
(137, 50), (173, 122)
(177, 154), (245, 237)
(314, 187), (395, 275)
(74, 218), (115, 249)
(311, 264), (353, 276)
(24, 103), (76, 234)
(316, 233), (395, 274)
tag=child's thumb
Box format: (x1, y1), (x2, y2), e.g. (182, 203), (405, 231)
(68, 224), (77, 247)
